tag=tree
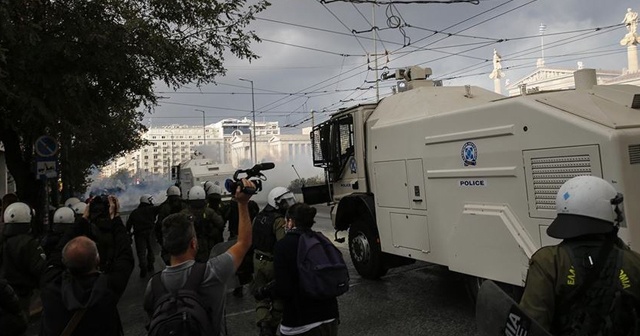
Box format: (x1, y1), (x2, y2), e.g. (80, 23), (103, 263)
(0, 0), (270, 225)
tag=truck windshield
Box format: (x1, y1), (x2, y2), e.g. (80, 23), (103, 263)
(311, 114), (354, 182)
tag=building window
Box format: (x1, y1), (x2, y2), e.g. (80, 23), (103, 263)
(144, 155), (149, 159)
(153, 155), (158, 159)
(152, 136), (156, 139)
(153, 148), (158, 152)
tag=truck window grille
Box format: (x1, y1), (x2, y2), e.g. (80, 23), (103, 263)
(629, 144), (640, 164)
(531, 155), (591, 210)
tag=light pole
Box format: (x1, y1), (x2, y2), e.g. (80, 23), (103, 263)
(239, 78), (256, 164)
(195, 109), (206, 145)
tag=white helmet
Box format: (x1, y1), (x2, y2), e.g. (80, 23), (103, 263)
(140, 194), (154, 205)
(203, 181), (223, 195)
(53, 207), (75, 224)
(547, 176), (622, 239)
(64, 197), (81, 208)
(267, 187), (296, 209)
(3, 202), (32, 224)
(167, 186), (181, 197)
(187, 186), (206, 200)
(71, 202), (87, 215)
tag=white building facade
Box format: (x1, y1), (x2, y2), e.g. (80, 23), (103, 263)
(101, 118), (312, 179)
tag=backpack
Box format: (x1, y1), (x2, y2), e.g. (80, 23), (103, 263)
(148, 262), (213, 336)
(297, 230), (349, 299)
(559, 240), (640, 336)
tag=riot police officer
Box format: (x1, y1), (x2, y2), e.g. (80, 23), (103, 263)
(155, 186), (187, 265)
(181, 186), (224, 262)
(520, 176), (640, 335)
(41, 207), (75, 257)
(252, 186), (296, 336)
(0, 202), (46, 316)
(126, 194), (159, 278)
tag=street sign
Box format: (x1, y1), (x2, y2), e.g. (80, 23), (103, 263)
(36, 160), (57, 178)
(35, 135), (59, 158)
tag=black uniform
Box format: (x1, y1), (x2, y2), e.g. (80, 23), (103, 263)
(155, 196), (187, 264)
(0, 223), (46, 315)
(126, 203), (159, 275)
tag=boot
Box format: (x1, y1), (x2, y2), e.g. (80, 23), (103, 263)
(259, 322), (275, 336)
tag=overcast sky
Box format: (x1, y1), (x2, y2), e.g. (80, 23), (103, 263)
(147, 0), (635, 133)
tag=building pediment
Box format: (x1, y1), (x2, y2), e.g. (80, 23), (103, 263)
(507, 68), (577, 89)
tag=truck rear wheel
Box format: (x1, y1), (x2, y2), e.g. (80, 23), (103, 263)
(348, 220), (388, 279)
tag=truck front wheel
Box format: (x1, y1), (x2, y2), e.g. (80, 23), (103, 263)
(348, 220), (388, 279)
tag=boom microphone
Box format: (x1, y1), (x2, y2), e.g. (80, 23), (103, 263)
(255, 162), (275, 171)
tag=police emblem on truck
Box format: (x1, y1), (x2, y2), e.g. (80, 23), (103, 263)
(461, 142), (477, 166)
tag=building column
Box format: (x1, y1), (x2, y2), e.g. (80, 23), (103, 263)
(629, 44), (639, 73)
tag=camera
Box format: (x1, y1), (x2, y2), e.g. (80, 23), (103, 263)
(224, 162), (275, 195)
(89, 195), (109, 218)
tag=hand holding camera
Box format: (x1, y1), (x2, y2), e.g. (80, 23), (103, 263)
(235, 179), (257, 205)
(225, 162), (275, 195)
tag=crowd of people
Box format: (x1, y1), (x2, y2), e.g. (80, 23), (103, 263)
(0, 179), (341, 336)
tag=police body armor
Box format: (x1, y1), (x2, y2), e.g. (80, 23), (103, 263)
(252, 210), (282, 253)
(554, 240), (640, 336)
(0, 224), (41, 297)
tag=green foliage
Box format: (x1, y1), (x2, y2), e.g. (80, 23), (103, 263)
(0, 0), (269, 205)
(288, 176), (325, 193)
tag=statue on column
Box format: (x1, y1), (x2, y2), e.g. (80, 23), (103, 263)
(489, 49), (504, 80)
(621, 8), (640, 46)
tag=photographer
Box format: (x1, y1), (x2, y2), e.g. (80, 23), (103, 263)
(143, 179), (256, 336)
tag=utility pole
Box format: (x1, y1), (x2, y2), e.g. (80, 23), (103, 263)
(239, 78), (256, 164)
(311, 109), (315, 129)
(195, 109), (206, 145)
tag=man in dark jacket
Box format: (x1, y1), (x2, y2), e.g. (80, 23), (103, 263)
(273, 202), (339, 336)
(40, 235), (131, 336)
(0, 202), (46, 316)
(126, 194), (159, 278)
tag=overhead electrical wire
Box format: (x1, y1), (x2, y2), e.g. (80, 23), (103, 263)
(249, 0), (542, 121)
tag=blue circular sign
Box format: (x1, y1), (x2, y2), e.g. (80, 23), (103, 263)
(35, 135), (59, 158)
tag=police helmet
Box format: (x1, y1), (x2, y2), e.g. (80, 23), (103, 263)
(167, 186), (181, 197)
(140, 194), (154, 205)
(3, 202), (32, 224)
(53, 207), (75, 224)
(64, 197), (81, 208)
(267, 187), (296, 210)
(187, 186), (206, 200)
(203, 181), (223, 195)
(547, 176), (623, 239)
(71, 202), (87, 216)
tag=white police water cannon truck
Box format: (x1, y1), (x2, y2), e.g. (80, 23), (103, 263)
(305, 66), (640, 298)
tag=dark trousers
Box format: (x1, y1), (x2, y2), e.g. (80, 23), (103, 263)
(134, 229), (155, 271)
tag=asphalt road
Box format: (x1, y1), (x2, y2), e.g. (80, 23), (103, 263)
(26, 204), (478, 335)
